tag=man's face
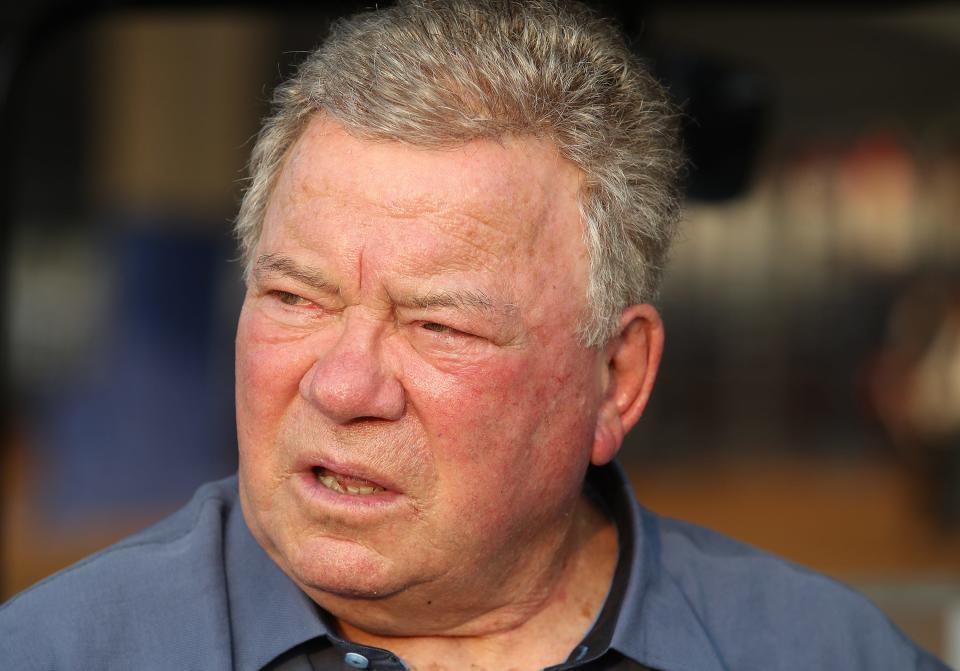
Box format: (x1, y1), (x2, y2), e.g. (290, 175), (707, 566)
(235, 116), (609, 610)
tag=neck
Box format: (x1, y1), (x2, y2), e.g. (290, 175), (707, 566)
(335, 493), (618, 671)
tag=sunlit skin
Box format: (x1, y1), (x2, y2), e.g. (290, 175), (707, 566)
(234, 116), (664, 670)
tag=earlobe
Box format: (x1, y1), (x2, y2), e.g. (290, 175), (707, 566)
(590, 304), (664, 466)
(592, 403), (625, 466)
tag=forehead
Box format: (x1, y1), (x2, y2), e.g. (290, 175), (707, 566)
(264, 116), (585, 265)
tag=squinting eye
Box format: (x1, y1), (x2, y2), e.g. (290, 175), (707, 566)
(421, 322), (452, 333)
(272, 291), (309, 306)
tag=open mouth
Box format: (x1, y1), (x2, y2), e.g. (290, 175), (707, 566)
(312, 466), (387, 496)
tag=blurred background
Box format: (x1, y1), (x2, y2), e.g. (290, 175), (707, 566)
(2, 0), (959, 663)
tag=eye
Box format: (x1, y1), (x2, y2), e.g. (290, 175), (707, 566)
(270, 290), (310, 306)
(421, 322), (453, 334)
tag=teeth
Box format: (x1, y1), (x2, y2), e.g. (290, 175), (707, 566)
(317, 472), (384, 496)
(318, 474), (344, 493)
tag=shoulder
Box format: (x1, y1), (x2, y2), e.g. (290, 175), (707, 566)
(647, 512), (948, 670)
(0, 476), (239, 671)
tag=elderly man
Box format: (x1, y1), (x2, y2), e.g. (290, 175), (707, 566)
(1, 1), (949, 670)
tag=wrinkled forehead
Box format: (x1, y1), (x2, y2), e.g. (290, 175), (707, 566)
(272, 115), (586, 250)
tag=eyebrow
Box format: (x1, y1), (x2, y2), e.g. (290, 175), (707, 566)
(252, 253), (338, 294)
(405, 288), (517, 325)
(408, 289), (495, 312)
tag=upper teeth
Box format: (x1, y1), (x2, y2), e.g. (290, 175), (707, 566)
(317, 473), (384, 495)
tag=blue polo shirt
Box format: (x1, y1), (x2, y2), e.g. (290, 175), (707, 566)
(0, 463), (949, 670)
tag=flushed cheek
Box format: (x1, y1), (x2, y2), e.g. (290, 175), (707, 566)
(236, 342), (299, 409)
(235, 322), (318, 490)
(414, 352), (590, 492)
(236, 312), (318, 413)
(408, 353), (531, 448)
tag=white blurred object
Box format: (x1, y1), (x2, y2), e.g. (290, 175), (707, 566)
(909, 309), (960, 439)
(9, 226), (113, 390)
(946, 600), (960, 670)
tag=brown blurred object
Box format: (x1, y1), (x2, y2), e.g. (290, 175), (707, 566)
(629, 456), (960, 576)
(867, 276), (960, 528)
(91, 12), (270, 219)
(1, 430), (175, 600)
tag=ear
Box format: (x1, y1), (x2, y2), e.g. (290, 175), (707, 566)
(591, 304), (664, 466)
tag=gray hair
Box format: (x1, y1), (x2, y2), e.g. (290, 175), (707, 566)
(236, 0), (683, 346)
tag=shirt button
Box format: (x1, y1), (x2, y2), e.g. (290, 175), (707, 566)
(344, 652), (370, 669)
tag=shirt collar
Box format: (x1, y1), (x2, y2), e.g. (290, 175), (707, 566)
(224, 488), (329, 671)
(597, 461), (728, 671)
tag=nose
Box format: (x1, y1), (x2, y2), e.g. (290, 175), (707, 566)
(299, 314), (405, 424)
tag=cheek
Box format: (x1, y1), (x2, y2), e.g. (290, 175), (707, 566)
(406, 353), (529, 453)
(235, 308), (311, 446)
(407, 340), (597, 480)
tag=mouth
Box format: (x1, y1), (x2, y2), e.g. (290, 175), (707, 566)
(312, 466), (388, 496)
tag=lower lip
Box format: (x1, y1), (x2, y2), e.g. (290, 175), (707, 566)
(294, 471), (403, 514)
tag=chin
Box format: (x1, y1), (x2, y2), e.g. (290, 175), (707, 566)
(283, 535), (410, 602)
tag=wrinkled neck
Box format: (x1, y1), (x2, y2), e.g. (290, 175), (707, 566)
(334, 493), (618, 670)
